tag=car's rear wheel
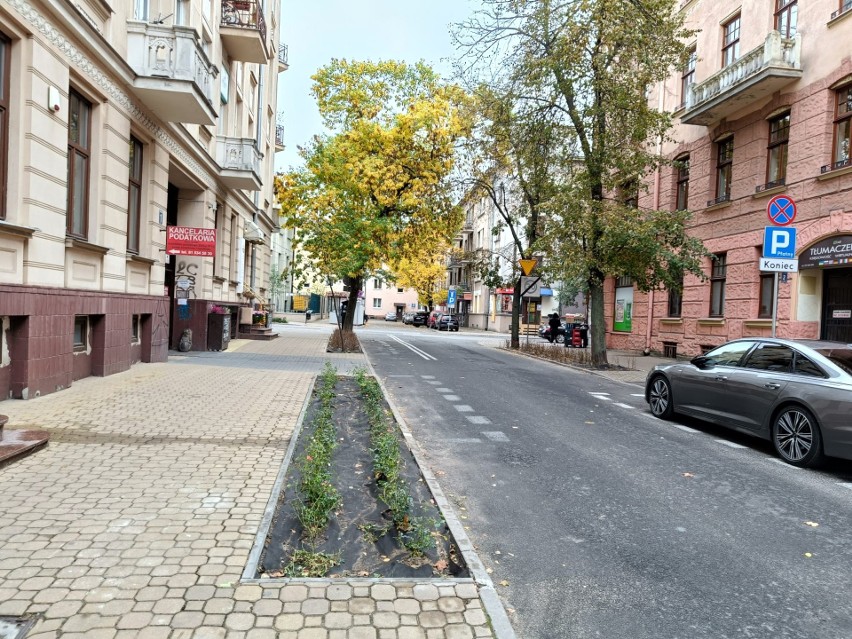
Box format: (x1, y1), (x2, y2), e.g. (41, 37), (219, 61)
(772, 405), (824, 468)
(555, 334), (565, 344)
(648, 375), (674, 420)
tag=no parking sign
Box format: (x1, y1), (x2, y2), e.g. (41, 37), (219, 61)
(767, 195), (797, 226)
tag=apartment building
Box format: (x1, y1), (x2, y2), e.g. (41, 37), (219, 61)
(364, 277), (419, 320)
(0, 0), (286, 400)
(606, 0), (852, 357)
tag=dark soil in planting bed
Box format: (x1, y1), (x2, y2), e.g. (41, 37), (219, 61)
(257, 376), (468, 579)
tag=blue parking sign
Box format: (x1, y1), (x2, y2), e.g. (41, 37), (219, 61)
(447, 289), (457, 307)
(763, 226), (796, 259)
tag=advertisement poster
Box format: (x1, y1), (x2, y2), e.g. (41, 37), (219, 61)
(614, 287), (633, 332)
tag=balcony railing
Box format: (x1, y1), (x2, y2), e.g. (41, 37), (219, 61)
(755, 178), (785, 193)
(126, 22), (217, 125)
(706, 194), (731, 208)
(681, 31), (802, 126)
(274, 124), (285, 150)
(217, 136), (263, 191)
(220, 0), (268, 64)
(831, 0), (852, 19)
(277, 43), (289, 70)
(821, 156), (852, 174)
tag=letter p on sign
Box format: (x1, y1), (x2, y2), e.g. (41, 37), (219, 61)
(763, 227), (797, 260)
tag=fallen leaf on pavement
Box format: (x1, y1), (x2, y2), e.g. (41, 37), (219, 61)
(804, 552), (813, 558)
(804, 521), (819, 527)
(681, 472), (695, 478)
(499, 580), (510, 586)
(434, 560), (448, 571)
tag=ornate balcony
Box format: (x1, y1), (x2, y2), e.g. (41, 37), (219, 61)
(681, 32), (802, 126)
(277, 43), (289, 72)
(126, 22), (217, 125)
(220, 0), (269, 64)
(274, 124), (285, 151)
(216, 137), (262, 191)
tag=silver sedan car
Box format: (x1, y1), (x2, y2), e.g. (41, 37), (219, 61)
(645, 338), (852, 468)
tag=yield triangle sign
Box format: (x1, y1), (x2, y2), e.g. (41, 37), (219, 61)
(519, 258), (538, 276)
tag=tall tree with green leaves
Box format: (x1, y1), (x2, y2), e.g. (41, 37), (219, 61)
(455, 0), (709, 365)
(276, 60), (473, 330)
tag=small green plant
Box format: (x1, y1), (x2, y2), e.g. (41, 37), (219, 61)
(358, 522), (391, 544)
(401, 517), (440, 556)
(284, 549), (341, 577)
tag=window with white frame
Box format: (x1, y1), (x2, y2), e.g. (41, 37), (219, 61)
(372, 298), (382, 308)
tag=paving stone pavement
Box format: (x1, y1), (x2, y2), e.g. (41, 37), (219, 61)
(0, 322), (504, 639)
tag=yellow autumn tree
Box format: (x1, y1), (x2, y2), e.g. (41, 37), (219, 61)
(276, 60), (473, 330)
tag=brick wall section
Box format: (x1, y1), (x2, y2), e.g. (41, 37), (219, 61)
(0, 285), (168, 401)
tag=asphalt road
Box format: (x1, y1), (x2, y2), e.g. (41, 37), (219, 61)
(361, 324), (852, 639)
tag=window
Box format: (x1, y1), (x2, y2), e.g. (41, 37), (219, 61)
(722, 15), (741, 68)
(675, 155), (689, 211)
(134, 0), (149, 20)
(709, 253), (727, 317)
(372, 298), (382, 308)
(67, 89), (92, 238)
(131, 315), (140, 343)
(758, 273), (774, 318)
(373, 279), (381, 289)
(775, 0), (798, 38)
(616, 275), (633, 287)
(743, 344), (793, 372)
(0, 33), (9, 220)
(680, 48), (696, 109)
(73, 316), (88, 352)
(832, 86), (852, 167)
(397, 287), (403, 293)
(765, 113), (790, 188)
(668, 279), (683, 318)
(704, 340), (756, 367)
(175, 0), (189, 25)
(794, 354), (825, 377)
(715, 137), (734, 202)
(127, 136), (143, 253)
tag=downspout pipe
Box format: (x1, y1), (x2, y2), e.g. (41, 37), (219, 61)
(645, 82), (666, 356)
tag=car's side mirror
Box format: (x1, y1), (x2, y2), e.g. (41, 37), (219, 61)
(691, 355), (713, 369)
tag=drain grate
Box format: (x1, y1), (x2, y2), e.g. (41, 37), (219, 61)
(0, 616), (38, 639)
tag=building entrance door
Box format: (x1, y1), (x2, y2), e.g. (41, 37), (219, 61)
(821, 267), (852, 342)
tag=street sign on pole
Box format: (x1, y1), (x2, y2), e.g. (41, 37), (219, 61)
(447, 288), (457, 308)
(759, 257), (799, 272)
(519, 258), (538, 276)
(763, 226), (797, 259)
(766, 195), (797, 226)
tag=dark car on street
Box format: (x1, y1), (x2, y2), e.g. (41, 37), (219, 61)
(412, 311), (429, 327)
(538, 322), (567, 344)
(434, 314), (460, 332)
(645, 338), (852, 468)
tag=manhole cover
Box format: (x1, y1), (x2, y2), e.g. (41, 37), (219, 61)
(0, 616), (38, 639)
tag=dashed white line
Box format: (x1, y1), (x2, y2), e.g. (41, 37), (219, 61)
(673, 425), (700, 433)
(421, 375), (436, 379)
(442, 395), (461, 401)
(715, 439), (747, 449)
(613, 402), (633, 409)
(466, 416), (492, 425)
(482, 431), (510, 442)
(630, 393), (645, 397)
(453, 405), (474, 413)
(589, 392), (610, 396)
(837, 483), (852, 491)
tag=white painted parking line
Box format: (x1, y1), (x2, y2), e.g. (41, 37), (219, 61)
(482, 431), (510, 442)
(673, 424), (699, 433)
(466, 416), (492, 425)
(613, 402), (633, 409)
(715, 439), (747, 449)
(591, 395), (612, 401)
(436, 387), (453, 393)
(630, 393), (645, 397)
(453, 405), (474, 412)
(390, 335), (436, 360)
(426, 381), (441, 385)
(421, 375), (436, 379)
(589, 392), (610, 395)
(837, 483), (852, 491)
(443, 395), (461, 401)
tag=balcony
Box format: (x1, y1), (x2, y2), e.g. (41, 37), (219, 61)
(126, 22), (217, 125)
(277, 43), (289, 72)
(220, 0), (268, 64)
(681, 31), (802, 126)
(216, 137), (263, 191)
(274, 124), (285, 151)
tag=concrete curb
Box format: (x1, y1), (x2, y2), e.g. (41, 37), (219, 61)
(366, 359), (518, 639)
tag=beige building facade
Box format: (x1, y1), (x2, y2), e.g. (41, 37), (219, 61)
(606, 0), (852, 357)
(0, 0), (285, 400)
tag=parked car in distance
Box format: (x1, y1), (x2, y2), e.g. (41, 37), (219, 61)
(412, 311), (429, 327)
(402, 312), (414, 324)
(538, 322), (567, 344)
(645, 338), (852, 468)
(427, 310), (442, 329)
(384, 311), (398, 321)
(435, 314), (460, 332)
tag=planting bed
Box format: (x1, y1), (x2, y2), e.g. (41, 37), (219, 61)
(257, 370), (468, 579)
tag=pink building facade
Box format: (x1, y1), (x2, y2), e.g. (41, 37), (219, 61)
(606, 0), (852, 358)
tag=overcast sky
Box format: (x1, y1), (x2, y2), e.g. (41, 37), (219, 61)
(274, 0), (478, 172)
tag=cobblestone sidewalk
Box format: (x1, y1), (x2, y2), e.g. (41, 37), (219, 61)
(0, 326), (508, 638)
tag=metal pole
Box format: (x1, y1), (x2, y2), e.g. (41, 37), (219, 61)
(771, 272), (779, 338)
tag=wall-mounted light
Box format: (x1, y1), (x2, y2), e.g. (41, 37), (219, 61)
(48, 86), (61, 113)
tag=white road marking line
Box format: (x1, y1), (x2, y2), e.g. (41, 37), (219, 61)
(446, 438), (482, 443)
(387, 375), (415, 378)
(589, 392), (610, 396)
(715, 439), (747, 449)
(837, 483), (852, 491)
(771, 459), (802, 469)
(436, 387), (453, 393)
(426, 381), (441, 385)
(453, 405), (474, 413)
(466, 416), (492, 425)
(630, 393), (645, 397)
(613, 402), (633, 409)
(421, 375), (436, 379)
(673, 424), (699, 433)
(482, 431), (510, 442)
(389, 335), (436, 360)
(443, 395), (461, 401)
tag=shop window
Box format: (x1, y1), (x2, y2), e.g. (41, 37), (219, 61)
(67, 89), (92, 238)
(765, 113), (790, 189)
(709, 253), (727, 317)
(675, 155), (689, 211)
(758, 273), (774, 318)
(0, 33), (9, 220)
(775, 0), (798, 38)
(722, 15), (741, 68)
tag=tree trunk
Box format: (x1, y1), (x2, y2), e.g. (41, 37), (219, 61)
(342, 275), (361, 331)
(510, 276), (522, 348)
(589, 280), (608, 367)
